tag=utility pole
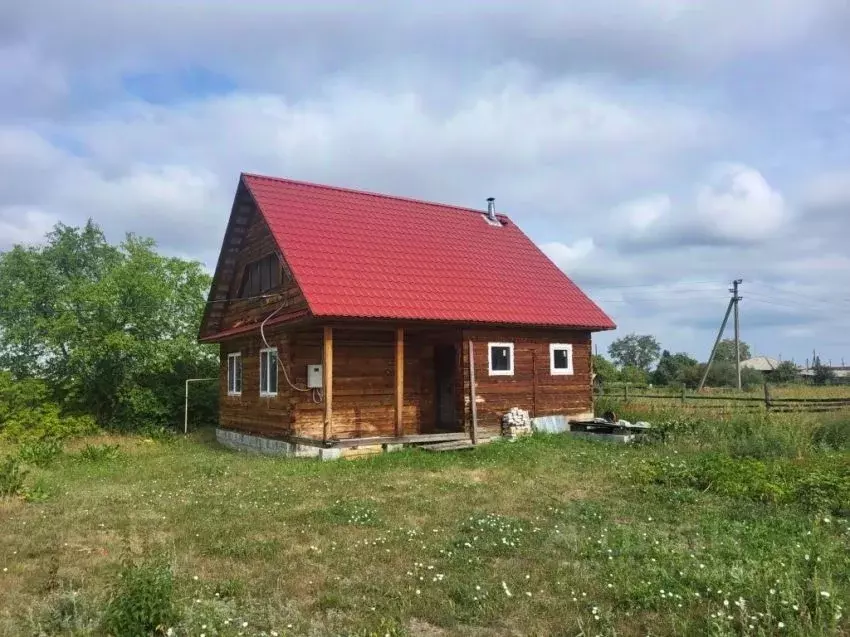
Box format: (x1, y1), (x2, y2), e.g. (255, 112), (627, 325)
(698, 278), (743, 392)
(732, 279), (743, 391)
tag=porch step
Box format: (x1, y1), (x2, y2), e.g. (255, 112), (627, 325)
(420, 440), (479, 452)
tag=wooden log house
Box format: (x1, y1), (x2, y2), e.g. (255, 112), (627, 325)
(198, 173), (615, 454)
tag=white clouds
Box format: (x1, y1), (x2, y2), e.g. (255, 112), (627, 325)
(613, 164), (789, 248)
(615, 194), (673, 233)
(803, 169), (850, 212)
(2, 0), (844, 92)
(694, 164), (788, 242)
(0, 208), (58, 247)
(0, 79), (710, 264)
(541, 238), (595, 265)
(1, 1), (849, 363)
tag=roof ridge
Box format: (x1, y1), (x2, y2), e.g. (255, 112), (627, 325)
(241, 172), (508, 219)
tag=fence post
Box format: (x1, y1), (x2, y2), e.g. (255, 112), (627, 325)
(625, 383), (630, 401)
(763, 383), (772, 411)
(681, 385), (686, 404)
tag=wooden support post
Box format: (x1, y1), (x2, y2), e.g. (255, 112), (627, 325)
(394, 327), (404, 437)
(763, 382), (772, 411)
(531, 350), (538, 418)
(681, 386), (687, 404)
(468, 340), (478, 445)
(323, 327), (333, 443)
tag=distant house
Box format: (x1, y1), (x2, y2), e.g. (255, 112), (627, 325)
(799, 365), (850, 381)
(198, 173), (615, 456)
(740, 356), (781, 374)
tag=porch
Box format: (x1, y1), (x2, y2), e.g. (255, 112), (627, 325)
(287, 324), (475, 444)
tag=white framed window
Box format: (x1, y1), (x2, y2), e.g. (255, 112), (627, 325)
(550, 343), (574, 375)
(260, 348), (278, 396)
(227, 352), (242, 395)
(488, 342), (514, 376)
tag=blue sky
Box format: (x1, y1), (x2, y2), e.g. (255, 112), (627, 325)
(1, 1), (849, 366)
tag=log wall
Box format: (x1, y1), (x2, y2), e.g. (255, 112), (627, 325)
(218, 330), (292, 437)
(288, 328), (431, 439)
(461, 328), (593, 435)
(217, 323), (593, 441)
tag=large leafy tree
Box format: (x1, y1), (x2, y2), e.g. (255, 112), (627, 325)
(608, 333), (661, 372)
(652, 350), (700, 387)
(591, 355), (618, 386)
(771, 361), (800, 384)
(713, 339), (752, 363)
(0, 220), (218, 430)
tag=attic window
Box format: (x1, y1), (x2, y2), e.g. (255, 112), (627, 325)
(239, 254), (281, 298)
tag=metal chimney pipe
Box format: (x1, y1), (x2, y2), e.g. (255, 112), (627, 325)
(486, 197), (496, 221)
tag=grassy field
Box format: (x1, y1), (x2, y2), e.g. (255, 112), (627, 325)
(1, 412), (849, 636)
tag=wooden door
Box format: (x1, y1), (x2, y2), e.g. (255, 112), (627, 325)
(434, 344), (458, 429)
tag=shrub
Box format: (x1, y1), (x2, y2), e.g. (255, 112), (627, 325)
(639, 453), (850, 514)
(0, 456), (27, 497)
(17, 438), (64, 467)
(1, 404), (97, 443)
(78, 443), (121, 463)
(23, 477), (53, 503)
(139, 424), (178, 443)
(103, 555), (177, 637)
(812, 414), (850, 451)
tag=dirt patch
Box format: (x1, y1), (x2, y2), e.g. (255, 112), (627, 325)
(408, 618), (447, 636)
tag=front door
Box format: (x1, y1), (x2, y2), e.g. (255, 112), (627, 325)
(434, 344), (458, 430)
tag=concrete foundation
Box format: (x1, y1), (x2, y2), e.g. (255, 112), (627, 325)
(216, 428), (323, 458)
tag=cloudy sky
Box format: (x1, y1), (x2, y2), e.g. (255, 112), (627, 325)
(2, 1), (850, 365)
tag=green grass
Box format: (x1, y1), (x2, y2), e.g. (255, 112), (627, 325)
(1, 425), (849, 636)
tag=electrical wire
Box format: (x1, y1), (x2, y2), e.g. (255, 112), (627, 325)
(260, 301), (323, 404)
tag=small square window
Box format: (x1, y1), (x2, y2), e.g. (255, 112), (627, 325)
(227, 352), (242, 395)
(550, 343), (574, 375)
(260, 348), (278, 396)
(488, 343), (514, 376)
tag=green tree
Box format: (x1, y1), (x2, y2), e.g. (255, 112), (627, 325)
(0, 220), (218, 431)
(812, 357), (835, 386)
(592, 355), (618, 386)
(619, 365), (649, 386)
(608, 334), (661, 372)
(702, 361), (763, 389)
(771, 360), (800, 384)
(713, 339), (752, 363)
(652, 350), (699, 387)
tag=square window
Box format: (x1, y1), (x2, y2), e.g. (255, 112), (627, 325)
(550, 343), (574, 375)
(227, 352), (242, 395)
(260, 348), (278, 396)
(488, 343), (514, 376)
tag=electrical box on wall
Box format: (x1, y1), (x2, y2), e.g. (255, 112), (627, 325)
(307, 364), (323, 388)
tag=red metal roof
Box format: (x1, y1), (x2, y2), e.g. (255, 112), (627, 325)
(240, 173), (615, 331)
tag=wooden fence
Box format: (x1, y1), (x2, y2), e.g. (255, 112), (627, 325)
(595, 384), (850, 414)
